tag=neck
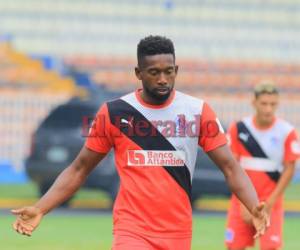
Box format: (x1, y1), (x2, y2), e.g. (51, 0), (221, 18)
(254, 115), (275, 129)
(141, 89), (169, 105)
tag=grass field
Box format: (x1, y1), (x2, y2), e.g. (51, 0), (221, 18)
(0, 182), (110, 200)
(3, 213), (300, 250)
(1, 182), (299, 203)
(2, 182), (300, 249)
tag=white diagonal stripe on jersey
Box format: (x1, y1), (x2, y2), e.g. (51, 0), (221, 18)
(121, 91), (204, 182)
(240, 156), (280, 172)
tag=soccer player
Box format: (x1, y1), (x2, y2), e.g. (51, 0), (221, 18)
(225, 82), (300, 250)
(12, 36), (269, 250)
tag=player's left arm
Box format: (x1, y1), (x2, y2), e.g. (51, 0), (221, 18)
(207, 144), (269, 238)
(207, 145), (260, 215)
(266, 161), (295, 212)
(199, 103), (260, 214)
(266, 129), (300, 211)
(199, 102), (269, 237)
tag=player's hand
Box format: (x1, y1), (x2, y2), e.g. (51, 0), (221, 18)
(11, 206), (43, 236)
(251, 202), (270, 239)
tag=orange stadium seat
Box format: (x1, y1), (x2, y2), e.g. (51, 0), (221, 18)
(62, 55), (300, 94)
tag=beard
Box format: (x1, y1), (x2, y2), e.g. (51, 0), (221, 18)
(143, 84), (173, 102)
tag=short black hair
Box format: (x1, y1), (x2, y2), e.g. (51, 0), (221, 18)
(137, 35), (175, 66)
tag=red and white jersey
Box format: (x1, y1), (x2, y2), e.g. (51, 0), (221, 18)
(228, 116), (300, 199)
(85, 89), (227, 238)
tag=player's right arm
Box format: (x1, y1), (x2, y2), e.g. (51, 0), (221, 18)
(11, 103), (113, 237)
(11, 147), (107, 236)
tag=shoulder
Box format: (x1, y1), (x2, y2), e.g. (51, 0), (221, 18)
(227, 116), (250, 128)
(240, 116), (252, 125)
(228, 117), (251, 136)
(174, 91), (204, 110)
(275, 118), (295, 135)
(105, 91), (135, 109)
(276, 118), (294, 130)
(106, 91), (134, 104)
(175, 91), (204, 102)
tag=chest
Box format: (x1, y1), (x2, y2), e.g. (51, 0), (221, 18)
(248, 127), (286, 160)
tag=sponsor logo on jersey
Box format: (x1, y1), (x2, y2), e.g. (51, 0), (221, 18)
(127, 150), (185, 167)
(121, 117), (134, 127)
(239, 132), (249, 142)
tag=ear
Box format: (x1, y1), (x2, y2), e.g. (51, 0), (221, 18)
(135, 67), (142, 80)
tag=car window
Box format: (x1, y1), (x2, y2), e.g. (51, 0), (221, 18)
(41, 104), (97, 129)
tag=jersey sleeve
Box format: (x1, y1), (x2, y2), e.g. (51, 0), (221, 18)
(85, 103), (113, 153)
(284, 129), (300, 162)
(198, 102), (228, 152)
(227, 122), (240, 156)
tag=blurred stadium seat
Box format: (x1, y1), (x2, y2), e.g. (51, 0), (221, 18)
(1, 0), (300, 60)
(0, 0), (300, 178)
(0, 40), (85, 175)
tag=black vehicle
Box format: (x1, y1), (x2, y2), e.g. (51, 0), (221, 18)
(192, 149), (231, 204)
(26, 91), (230, 207)
(25, 99), (120, 204)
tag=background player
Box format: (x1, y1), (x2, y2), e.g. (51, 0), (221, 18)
(12, 36), (269, 250)
(225, 82), (300, 250)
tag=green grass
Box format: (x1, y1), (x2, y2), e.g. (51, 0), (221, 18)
(0, 183), (38, 199)
(3, 214), (300, 250)
(1, 182), (299, 201)
(0, 182), (110, 201)
(3, 214), (113, 250)
(284, 182), (300, 200)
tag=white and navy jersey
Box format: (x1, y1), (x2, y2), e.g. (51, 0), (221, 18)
(228, 116), (300, 198)
(85, 89), (227, 238)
